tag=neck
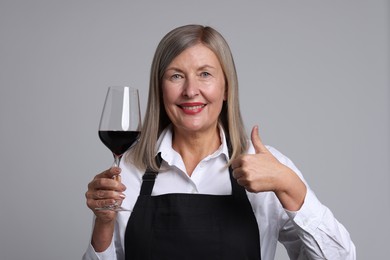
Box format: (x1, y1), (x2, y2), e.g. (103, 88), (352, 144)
(172, 126), (221, 176)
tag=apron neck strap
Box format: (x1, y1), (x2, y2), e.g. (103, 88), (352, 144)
(139, 153), (161, 196)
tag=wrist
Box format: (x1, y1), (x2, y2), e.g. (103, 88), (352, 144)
(91, 216), (116, 252)
(274, 166), (306, 211)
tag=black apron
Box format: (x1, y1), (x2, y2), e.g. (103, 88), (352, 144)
(125, 153), (261, 260)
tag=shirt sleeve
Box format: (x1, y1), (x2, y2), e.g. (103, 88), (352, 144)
(281, 188), (356, 259)
(82, 215), (123, 260)
(270, 146), (356, 259)
(82, 241), (117, 260)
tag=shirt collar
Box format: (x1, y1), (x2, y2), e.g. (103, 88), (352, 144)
(156, 124), (230, 165)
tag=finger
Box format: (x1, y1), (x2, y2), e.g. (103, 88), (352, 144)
(88, 177), (126, 192)
(251, 125), (267, 154)
(94, 167), (122, 180)
(231, 158), (240, 170)
(93, 198), (117, 211)
(232, 168), (243, 179)
(86, 191), (125, 207)
(236, 177), (249, 189)
(86, 189), (126, 200)
(108, 167), (122, 183)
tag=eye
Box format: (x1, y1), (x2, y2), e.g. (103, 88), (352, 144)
(170, 73), (183, 80)
(200, 71), (211, 78)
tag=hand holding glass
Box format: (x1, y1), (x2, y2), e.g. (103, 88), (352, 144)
(97, 86), (141, 211)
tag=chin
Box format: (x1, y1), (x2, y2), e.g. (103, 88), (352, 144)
(179, 123), (217, 134)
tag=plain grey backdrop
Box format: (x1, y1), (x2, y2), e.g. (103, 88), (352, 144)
(0, 0), (388, 259)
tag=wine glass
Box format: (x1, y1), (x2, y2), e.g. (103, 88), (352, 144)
(96, 86), (141, 211)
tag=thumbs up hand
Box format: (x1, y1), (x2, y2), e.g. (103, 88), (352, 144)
(231, 125), (307, 211)
(231, 125), (281, 192)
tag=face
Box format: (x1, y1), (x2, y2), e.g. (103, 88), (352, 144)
(162, 43), (226, 135)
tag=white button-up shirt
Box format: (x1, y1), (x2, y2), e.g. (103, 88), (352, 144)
(83, 126), (356, 260)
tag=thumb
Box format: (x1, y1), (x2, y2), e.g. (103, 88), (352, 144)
(251, 125), (267, 154)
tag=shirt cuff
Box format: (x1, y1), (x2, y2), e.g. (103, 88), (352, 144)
(284, 188), (326, 233)
(83, 240), (116, 260)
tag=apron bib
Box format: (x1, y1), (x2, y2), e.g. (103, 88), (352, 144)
(125, 154), (261, 260)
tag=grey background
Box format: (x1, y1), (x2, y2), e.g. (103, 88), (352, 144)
(0, 0), (388, 259)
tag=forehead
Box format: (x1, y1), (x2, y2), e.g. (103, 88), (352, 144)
(169, 43), (221, 67)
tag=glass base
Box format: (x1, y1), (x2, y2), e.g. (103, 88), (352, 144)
(95, 201), (132, 212)
(95, 206), (132, 212)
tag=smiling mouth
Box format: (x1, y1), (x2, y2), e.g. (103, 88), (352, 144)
(178, 103), (206, 114)
(180, 104), (206, 110)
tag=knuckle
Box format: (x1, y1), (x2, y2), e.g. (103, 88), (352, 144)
(241, 165), (250, 175)
(95, 178), (105, 186)
(246, 186), (255, 193)
(241, 155), (250, 164)
(86, 199), (94, 209)
(96, 190), (105, 199)
(95, 178), (111, 189)
(87, 180), (95, 189)
(95, 199), (108, 210)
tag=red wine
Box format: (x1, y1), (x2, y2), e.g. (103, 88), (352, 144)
(99, 131), (140, 155)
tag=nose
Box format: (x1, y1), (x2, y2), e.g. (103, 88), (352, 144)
(182, 77), (199, 98)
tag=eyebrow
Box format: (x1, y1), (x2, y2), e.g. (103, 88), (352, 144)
(198, 65), (217, 71)
(165, 65), (217, 72)
(165, 67), (182, 73)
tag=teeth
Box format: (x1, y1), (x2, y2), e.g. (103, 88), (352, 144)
(182, 105), (204, 110)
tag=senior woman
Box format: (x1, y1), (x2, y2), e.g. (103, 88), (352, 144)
(83, 24), (355, 260)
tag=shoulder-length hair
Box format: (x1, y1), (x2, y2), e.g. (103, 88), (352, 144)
(128, 24), (248, 171)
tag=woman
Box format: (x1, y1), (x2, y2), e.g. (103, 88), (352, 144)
(84, 24), (355, 260)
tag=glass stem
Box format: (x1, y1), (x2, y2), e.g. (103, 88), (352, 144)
(113, 154), (123, 167)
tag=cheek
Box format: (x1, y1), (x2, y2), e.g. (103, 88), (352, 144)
(162, 86), (178, 114)
(162, 85), (172, 104)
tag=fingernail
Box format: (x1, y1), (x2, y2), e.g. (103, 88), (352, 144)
(119, 193), (126, 199)
(111, 168), (121, 175)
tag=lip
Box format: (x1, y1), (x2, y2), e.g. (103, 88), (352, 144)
(178, 102), (206, 115)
